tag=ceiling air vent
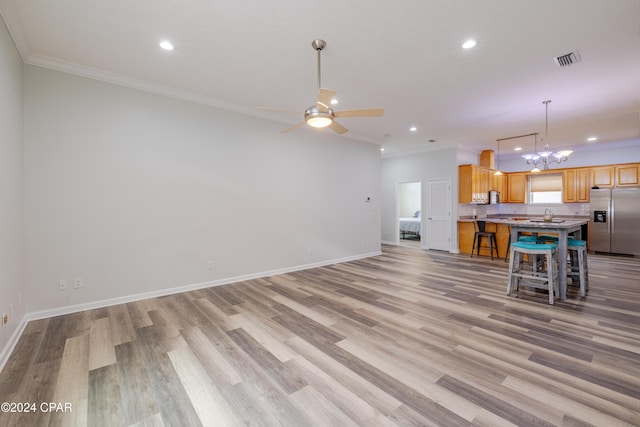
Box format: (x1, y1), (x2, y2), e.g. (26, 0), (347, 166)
(554, 51), (581, 67)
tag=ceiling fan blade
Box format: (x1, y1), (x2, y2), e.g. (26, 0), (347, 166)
(282, 121), (306, 133)
(334, 108), (384, 118)
(329, 120), (348, 134)
(317, 88), (336, 110)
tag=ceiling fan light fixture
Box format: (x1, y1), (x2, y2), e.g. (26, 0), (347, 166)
(305, 106), (333, 128)
(281, 40), (383, 134)
(307, 116), (332, 128)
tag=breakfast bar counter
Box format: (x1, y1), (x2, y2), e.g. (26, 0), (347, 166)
(458, 216), (589, 300)
(499, 218), (588, 301)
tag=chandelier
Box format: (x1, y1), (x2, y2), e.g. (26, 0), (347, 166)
(522, 100), (573, 172)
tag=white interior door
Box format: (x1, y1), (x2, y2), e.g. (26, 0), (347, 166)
(426, 179), (451, 251)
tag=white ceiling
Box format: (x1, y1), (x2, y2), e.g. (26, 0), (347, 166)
(2, 0), (640, 158)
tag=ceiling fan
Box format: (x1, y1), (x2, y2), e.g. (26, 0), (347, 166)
(281, 39), (384, 135)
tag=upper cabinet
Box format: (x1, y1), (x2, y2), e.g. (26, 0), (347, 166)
(459, 164), (491, 204)
(491, 172), (507, 201)
(506, 173), (526, 203)
(592, 166), (614, 187)
(563, 168), (591, 203)
(616, 164), (640, 187)
(459, 162), (638, 205)
(592, 163), (639, 188)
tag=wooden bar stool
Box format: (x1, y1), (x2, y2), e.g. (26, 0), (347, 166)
(507, 241), (559, 305)
(567, 238), (588, 297)
(471, 220), (499, 260)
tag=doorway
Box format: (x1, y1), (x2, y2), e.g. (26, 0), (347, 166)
(397, 181), (422, 248)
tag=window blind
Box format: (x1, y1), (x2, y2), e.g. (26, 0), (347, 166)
(529, 174), (562, 192)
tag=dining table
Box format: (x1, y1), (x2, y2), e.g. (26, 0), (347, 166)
(497, 218), (589, 300)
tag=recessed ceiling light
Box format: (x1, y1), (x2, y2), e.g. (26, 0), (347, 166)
(587, 136), (598, 142)
(462, 39), (477, 49)
(410, 126), (417, 132)
(514, 147), (522, 151)
(159, 41), (174, 51)
(380, 147), (385, 152)
(330, 98), (338, 105)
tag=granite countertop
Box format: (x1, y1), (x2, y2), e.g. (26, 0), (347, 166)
(458, 214), (590, 223)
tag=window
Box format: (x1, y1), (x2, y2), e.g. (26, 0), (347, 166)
(529, 174), (562, 204)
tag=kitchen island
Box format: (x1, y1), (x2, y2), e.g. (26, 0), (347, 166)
(458, 217), (589, 300)
(501, 218), (588, 301)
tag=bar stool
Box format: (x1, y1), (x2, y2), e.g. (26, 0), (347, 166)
(507, 241), (559, 305)
(567, 238), (588, 297)
(471, 220), (499, 260)
(504, 232), (540, 262)
(540, 236), (589, 297)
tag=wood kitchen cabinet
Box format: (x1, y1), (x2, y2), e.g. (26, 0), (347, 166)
(592, 166), (614, 187)
(592, 163), (639, 187)
(506, 173), (526, 203)
(563, 168), (591, 202)
(458, 221), (510, 257)
(615, 163), (640, 186)
(459, 165), (491, 204)
(491, 172), (507, 201)
(576, 168), (591, 201)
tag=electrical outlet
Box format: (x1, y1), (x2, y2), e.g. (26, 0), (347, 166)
(73, 277), (83, 289)
(207, 261), (214, 270)
(58, 280), (68, 291)
(2, 314), (8, 327)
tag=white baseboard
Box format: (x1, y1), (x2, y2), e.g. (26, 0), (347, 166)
(0, 314), (28, 373)
(0, 250), (381, 372)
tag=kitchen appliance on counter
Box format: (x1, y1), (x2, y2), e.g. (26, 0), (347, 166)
(590, 187), (640, 256)
(489, 190), (500, 204)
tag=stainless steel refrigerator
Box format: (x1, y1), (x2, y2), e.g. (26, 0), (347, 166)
(590, 187), (640, 256)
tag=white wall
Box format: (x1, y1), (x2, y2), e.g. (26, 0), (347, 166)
(398, 182), (421, 218)
(381, 147), (458, 248)
(23, 65), (381, 314)
(0, 18), (25, 358)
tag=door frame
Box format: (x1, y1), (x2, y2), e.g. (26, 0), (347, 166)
(395, 180), (423, 246)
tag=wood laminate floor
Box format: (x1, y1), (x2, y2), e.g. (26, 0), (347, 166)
(1, 246), (639, 426)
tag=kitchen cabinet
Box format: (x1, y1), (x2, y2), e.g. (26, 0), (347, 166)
(563, 168), (591, 202)
(616, 163), (640, 187)
(491, 172), (507, 202)
(563, 169), (577, 202)
(458, 221), (510, 257)
(592, 164), (639, 188)
(576, 168), (591, 201)
(506, 173), (526, 203)
(459, 165), (491, 204)
(592, 166), (614, 187)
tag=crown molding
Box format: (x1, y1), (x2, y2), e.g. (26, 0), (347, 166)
(24, 53), (378, 145)
(0, 0), (31, 60)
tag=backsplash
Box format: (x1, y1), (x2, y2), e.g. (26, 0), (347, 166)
(459, 203), (590, 218)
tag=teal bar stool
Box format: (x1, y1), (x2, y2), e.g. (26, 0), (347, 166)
(540, 235), (588, 297)
(567, 238), (588, 297)
(504, 233), (540, 262)
(507, 241), (559, 305)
